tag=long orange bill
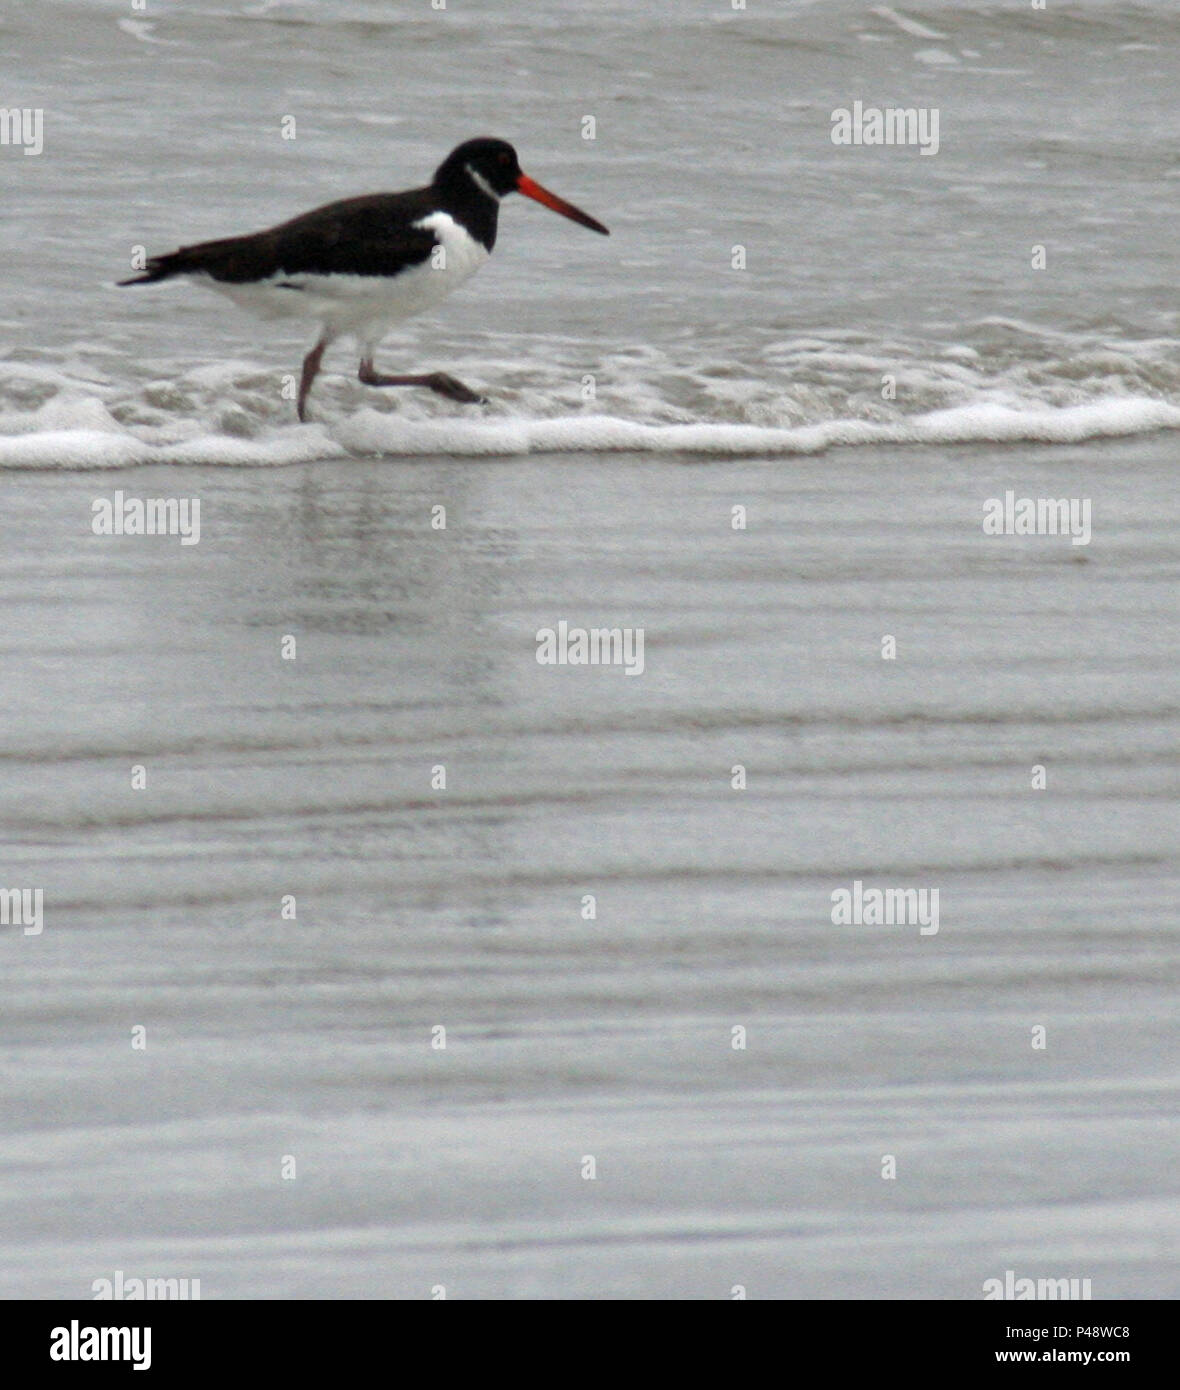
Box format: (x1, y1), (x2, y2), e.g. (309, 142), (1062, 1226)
(516, 173), (610, 236)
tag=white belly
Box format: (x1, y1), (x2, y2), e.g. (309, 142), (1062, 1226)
(199, 211), (490, 353)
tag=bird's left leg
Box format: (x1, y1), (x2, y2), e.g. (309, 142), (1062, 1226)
(358, 358), (485, 404)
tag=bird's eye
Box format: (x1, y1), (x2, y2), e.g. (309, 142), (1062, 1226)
(499, 152), (511, 165)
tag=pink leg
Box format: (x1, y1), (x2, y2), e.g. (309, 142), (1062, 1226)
(297, 336), (330, 422)
(358, 358), (484, 404)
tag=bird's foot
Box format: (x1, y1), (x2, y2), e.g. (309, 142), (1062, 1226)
(425, 373), (486, 405)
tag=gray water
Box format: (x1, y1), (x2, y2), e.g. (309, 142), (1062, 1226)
(0, 0), (1178, 1299)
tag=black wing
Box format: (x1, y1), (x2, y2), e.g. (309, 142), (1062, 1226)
(120, 188), (441, 285)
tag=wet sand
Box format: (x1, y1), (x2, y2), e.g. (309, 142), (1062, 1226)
(1, 436), (1176, 1297)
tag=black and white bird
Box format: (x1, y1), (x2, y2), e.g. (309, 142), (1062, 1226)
(119, 138), (609, 421)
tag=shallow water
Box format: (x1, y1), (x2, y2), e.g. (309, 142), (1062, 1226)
(2, 434), (1177, 1298)
(1, 0), (1178, 1299)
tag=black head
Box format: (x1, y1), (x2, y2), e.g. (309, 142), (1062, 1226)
(434, 138), (523, 199)
(432, 137), (610, 235)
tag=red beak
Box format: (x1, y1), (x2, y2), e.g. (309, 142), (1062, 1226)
(516, 173), (610, 236)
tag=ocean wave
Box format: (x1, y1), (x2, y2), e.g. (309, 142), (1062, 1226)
(0, 396), (1175, 469)
(1, 329), (1177, 466)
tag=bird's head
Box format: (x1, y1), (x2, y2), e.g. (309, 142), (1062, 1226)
(434, 137), (610, 235)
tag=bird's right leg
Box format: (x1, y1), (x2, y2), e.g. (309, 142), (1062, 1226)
(297, 336), (330, 422)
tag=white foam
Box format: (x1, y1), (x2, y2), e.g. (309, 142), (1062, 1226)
(116, 17), (172, 46)
(2, 394), (1174, 469)
(0, 426), (345, 470)
(4, 329), (1180, 466)
(914, 47), (960, 67)
(871, 6), (947, 41)
(0, 429), (147, 471)
(334, 396), (1180, 459)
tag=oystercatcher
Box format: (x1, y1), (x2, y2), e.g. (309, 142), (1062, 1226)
(119, 137), (609, 421)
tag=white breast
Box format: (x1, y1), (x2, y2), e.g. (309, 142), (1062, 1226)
(413, 210), (492, 286)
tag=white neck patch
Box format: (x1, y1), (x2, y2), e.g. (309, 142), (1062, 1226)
(465, 164), (502, 202)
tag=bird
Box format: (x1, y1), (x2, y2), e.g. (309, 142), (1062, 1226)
(119, 137), (609, 422)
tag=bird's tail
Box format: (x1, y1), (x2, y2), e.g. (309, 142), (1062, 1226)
(118, 250), (193, 287)
(117, 235), (248, 287)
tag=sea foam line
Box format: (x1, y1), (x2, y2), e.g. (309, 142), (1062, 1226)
(0, 396), (1176, 468)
